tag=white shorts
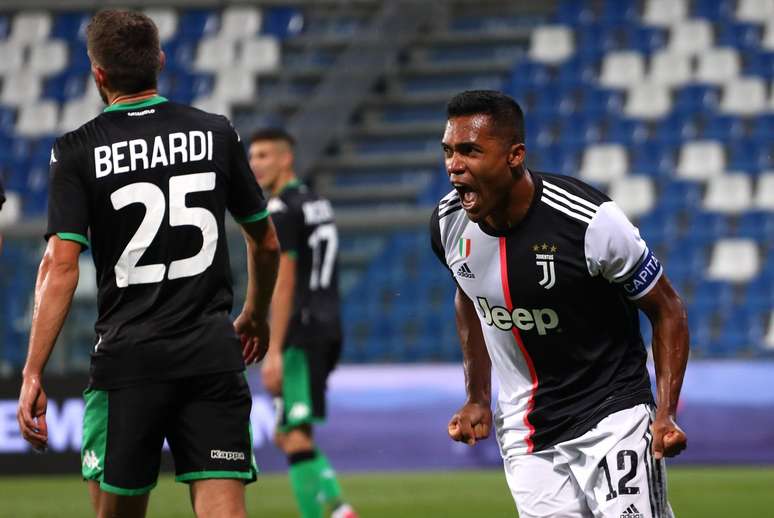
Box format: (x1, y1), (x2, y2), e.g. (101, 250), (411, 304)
(502, 404), (674, 518)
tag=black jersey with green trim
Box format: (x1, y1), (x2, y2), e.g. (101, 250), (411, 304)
(46, 96), (268, 389)
(430, 171), (658, 455)
(268, 180), (341, 346)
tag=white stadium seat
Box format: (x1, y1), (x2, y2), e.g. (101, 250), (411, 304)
(0, 191), (21, 227)
(220, 5), (262, 39)
(703, 174), (754, 214)
(212, 68), (256, 103)
(754, 172), (774, 210)
(608, 176), (655, 219)
(765, 312), (774, 350)
(239, 36), (281, 73)
(648, 51), (692, 87)
(676, 141), (726, 180)
(707, 238), (760, 282)
(0, 41), (25, 75)
(29, 40), (68, 77)
(736, 0), (774, 23)
(624, 83), (672, 119)
(9, 11), (51, 43)
(720, 77), (767, 115)
(192, 96), (232, 118)
(74, 257), (98, 300)
(643, 0), (688, 27)
(762, 20), (774, 50)
(15, 101), (58, 137)
(695, 48), (741, 84)
(195, 37), (237, 71)
(143, 8), (178, 43)
(579, 143), (628, 183)
(0, 71), (42, 106)
(668, 19), (714, 55)
(58, 98), (103, 134)
(600, 51), (646, 89)
(528, 25), (574, 64)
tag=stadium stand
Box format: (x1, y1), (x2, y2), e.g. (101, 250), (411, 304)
(1, 0), (773, 372)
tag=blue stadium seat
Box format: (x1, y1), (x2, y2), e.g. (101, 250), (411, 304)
(692, 0), (735, 21)
(716, 21), (762, 50)
(261, 7), (303, 39)
(51, 11), (90, 42)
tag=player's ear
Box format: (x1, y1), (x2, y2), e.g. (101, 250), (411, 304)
(507, 142), (526, 169)
(158, 50), (166, 72)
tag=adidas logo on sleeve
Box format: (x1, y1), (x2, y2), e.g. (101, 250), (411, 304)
(456, 263), (475, 279)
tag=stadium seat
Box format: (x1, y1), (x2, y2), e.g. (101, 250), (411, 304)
(0, 71), (42, 106)
(239, 36), (281, 73)
(765, 311), (774, 350)
(642, 0), (688, 27)
(624, 83), (671, 119)
(599, 50), (646, 88)
(219, 5), (262, 39)
(754, 172), (774, 209)
(668, 19), (714, 55)
(719, 77), (767, 115)
(648, 51), (692, 87)
(737, 0), (774, 23)
(707, 238), (760, 282)
(28, 41), (68, 77)
(143, 8), (178, 43)
(58, 98), (102, 134)
(192, 96), (231, 118)
(8, 11), (51, 43)
(0, 41), (24, 75)
(695, 47), (741, 84)
(0, 190), (20, 225)
(762, 20), (774, 50)
(703, 174), (754, 213)
(194, 37), (237, 71)
(676, 140), (726, 180)
(608, 176), (655, 218)
(579, 143), (628, 183)
(15, 102), (58, 137)
(528, 25), (575, 64)
(212, 68), (255, 102)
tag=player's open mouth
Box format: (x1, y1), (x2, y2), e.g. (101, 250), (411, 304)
(454, 184), (478, 210)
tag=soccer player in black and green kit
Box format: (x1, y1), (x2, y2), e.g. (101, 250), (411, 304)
(249, 129), (357, 518)
(16, 10), (279, 518)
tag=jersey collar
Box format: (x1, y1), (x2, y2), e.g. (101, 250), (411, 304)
(103, 95), (168, 113)
(275, 178), (302, 196)
(477, 169), (543, 237)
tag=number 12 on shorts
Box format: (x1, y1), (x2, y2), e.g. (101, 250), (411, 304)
(599, 449), (640, 501)
(111, 172), (218, 288)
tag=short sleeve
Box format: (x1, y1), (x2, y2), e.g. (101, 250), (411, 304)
(584, 201), (663, 300)
(45, 139), (91, 249)
(268, 197), (300, 255)
(224, 120), (268, 224)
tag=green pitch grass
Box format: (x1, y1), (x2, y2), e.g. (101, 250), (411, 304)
(1, 467), (773, 517)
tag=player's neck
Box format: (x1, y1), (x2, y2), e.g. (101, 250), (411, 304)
(272, 172), (298, 196)
(485, 168), (534, 230)
(108, 89), (159, 107)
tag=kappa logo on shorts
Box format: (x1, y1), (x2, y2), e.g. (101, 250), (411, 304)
(82, 449), (100, 470)
(620, 504), (643, 518)
(210, 449), (246, 461)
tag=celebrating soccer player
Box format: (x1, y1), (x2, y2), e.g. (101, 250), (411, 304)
(16, 10), (279, 518)
(249, 129), (357, 518)
(431, 90), (688, 518)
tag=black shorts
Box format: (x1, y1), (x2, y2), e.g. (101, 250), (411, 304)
(276, 341), (341, 432)
(81, 371), (257, 495)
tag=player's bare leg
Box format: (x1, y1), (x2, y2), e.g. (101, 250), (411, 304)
(95, 490), (150, 518)
(87, 481), (102, 515)
(189, 479), (247, 518)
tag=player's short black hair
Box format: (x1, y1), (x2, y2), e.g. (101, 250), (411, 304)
(446, 90), (525, 144)
(249, 128), (296, 147)
(86, 9), (161, 94)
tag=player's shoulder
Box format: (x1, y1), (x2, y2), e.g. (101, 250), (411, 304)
(165, 101), (234, 132)
(535, 171), (610, 226)
(433, 189), (463, 222)
(431, 189), (468, 241)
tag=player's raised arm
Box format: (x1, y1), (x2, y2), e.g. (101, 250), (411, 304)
(635, 275), (689, 459)
(17, 236), (82, 450)
(448, 287), (493, 446)
(234, 217), (280, 365)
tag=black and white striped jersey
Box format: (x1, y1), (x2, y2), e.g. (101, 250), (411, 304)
(430, 171), (661, 455)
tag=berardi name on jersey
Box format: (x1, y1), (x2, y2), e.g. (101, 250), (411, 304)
(93, 130), (214, 178)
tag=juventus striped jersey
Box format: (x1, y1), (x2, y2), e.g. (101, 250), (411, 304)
(430, 171), (661, 456)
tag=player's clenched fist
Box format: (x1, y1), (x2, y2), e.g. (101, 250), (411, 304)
(448, 401), (492, 446)
(651, 414), (687, 460)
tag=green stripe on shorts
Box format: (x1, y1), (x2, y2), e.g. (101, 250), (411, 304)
(176, 470), (255, 483)
(281, 347), (314, 430)
(81, 388), (107, 482)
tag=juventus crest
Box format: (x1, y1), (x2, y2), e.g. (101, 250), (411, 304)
(533, 243), (557, 290)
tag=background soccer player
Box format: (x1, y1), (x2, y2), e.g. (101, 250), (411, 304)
(249, 129), (356, 518)
(16, 10), (279, 518)
(431, 90), (688, 517)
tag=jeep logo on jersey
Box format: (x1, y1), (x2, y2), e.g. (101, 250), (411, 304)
(477, 297), (559, 335)
(533, 243), (557, 290)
